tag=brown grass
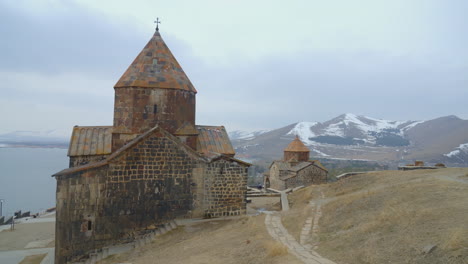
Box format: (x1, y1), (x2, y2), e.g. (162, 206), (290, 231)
(19, 254), (47, 264)
(276, 168), (468, 264)
(442, 228), (468, 251)
(264, 240), (288, 257)
(98, 215), (303, 264)
(314, 168), (468, 264)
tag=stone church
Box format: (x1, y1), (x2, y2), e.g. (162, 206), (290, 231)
(264, 136), (327, 190)
(53, 28), (249, 264)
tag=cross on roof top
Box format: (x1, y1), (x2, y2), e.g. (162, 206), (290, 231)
(154, 18), (161, 31)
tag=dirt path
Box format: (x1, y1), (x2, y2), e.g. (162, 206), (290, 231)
(299, 191), (325, 250)
(264, 212), (335, 264)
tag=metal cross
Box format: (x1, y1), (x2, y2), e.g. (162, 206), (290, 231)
(154, 18), (161, 31)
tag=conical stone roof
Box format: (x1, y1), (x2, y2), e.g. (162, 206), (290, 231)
(284, 136), (310, 152)
(114, 30), (197, 93)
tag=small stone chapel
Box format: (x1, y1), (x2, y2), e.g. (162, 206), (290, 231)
(264, 136), (328, 190)
(53, 27), (249, 264)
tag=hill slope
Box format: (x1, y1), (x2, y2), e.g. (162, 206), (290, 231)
(285, 168), (468, 264)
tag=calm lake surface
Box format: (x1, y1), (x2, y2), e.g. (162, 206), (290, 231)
(0, 147), (68, 216)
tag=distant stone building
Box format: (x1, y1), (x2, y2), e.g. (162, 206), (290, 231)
(53, 28), (249, 264)
(264, 136), (327, 190)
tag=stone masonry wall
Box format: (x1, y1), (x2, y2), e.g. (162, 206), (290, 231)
(269, 164), (286, 191)
(285, 165), (327, 189)
(56, 131), (196, 264)
(202, 159), (248, 218)
(112, 88), (195, 151)
(284, 151), (309, 162)
(55, 166), (108, 264)
(69, 155), (109, 168)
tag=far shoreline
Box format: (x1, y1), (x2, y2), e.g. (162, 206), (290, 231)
(0, 143), (68, 149)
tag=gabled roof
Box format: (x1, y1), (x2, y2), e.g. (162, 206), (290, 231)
(114, 30), (197, 93)
(68, 126), (113, 157)
(284, 136), (310, 152)
(270, 161), (292, 170)
(54, 125), (248, 177)
(270, 160), (328, 173)
(311, 160), (328, 172)
(55, 125), (206, 176)
(174, 122), (199, 136)
(210, 154), (251, 167)
(290, 162), (314, 172)
(196, 125), (235, 156)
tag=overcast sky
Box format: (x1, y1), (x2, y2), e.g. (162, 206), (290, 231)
(1, 0), (467, 135)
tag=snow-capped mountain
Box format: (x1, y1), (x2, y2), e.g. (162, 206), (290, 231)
(286, 113), (419, 147)
(228, 130), (270, 140)
(231, 114), (468, 166)
(443, 143), (468, 164)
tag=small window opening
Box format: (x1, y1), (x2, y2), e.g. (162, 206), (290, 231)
(153, 59), (158, 65)
(153, 104), (158, 114)
(87, 220), (92, 231)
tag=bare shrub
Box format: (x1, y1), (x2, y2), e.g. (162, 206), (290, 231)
(442, 228), (468, 251)
(264, 240), (288, 257)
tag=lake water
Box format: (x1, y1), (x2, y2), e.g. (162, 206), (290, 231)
(0, 147), (68, 217)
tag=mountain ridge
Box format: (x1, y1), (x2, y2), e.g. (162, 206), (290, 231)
(230, 114), (468, 166)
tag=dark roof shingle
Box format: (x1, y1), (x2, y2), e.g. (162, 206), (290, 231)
(68, 126), (113, 157)
(196, 125), (235, 156)
(114, 31), (196, 93)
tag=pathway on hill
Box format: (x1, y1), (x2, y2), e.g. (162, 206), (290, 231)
(299, 191), (325, 250)
(264, 212), (335, 264)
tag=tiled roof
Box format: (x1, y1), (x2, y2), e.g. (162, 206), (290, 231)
(68, 126), (113, 157)
(272, 160), (328, 173)
(196, 126), (235, 156)
(57, 125), (206, 176)
(55, 125), (248, 176)
(284, 136), (310, 152)
(311, 160), (328, 172)
(290, 162), (313, 172)
(174, 122), (199, 135)
(114, 31), (197, 93)
(272, 161), (292, 170)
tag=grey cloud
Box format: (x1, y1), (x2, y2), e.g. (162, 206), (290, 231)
(0, 1), (202, 80)
(1, 1), (467, 134)
(0, 2), (196, 78)
(191, 50), (468, 130)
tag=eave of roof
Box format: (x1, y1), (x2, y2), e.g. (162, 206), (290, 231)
(54, 125), (207, 177)
(209, 154), (252, 166)
(269, 160), (328, 173)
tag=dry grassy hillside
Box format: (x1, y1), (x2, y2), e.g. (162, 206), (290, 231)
(98, 215), (302, 264)
(285, 168), (468, 264)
